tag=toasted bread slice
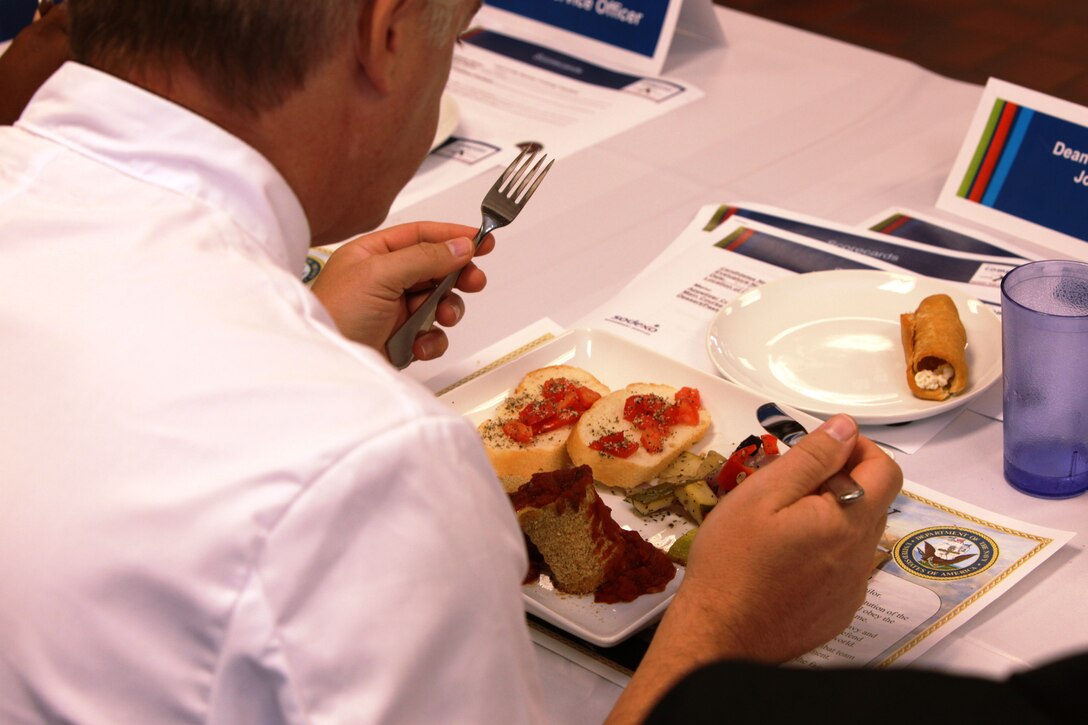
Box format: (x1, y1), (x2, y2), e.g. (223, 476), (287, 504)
(567, 382), (711, 489)
(477, 365), (610, 491)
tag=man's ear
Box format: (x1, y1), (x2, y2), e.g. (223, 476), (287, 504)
(356, 0), (410, 95)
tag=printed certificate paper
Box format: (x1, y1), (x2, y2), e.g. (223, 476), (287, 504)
(793, 481), (1073, 669)
(939, 78), (1088, 260)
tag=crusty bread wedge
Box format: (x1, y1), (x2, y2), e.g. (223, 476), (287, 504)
(567, 383), (711, 489)
(477, 365), (610, 491)
(510, 465), (676, 601)
(510, 465), (624, 594)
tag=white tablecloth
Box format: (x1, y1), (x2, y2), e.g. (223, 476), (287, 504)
(396, 6), (1087, 721)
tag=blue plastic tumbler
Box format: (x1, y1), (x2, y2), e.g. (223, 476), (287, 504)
(1001, 260), (1088, 498)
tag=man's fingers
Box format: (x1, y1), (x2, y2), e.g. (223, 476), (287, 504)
(846, 439), (904, 511)
(371, 222), (481, 254)
(434, 293), (465, 327)
(406, 290), (465, 323)
(412, 329), (449, 361)
(381, 236), (474, 295)
(751, 414), (859, 508)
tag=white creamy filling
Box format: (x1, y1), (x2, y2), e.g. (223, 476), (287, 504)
(915, 363), (954, 390)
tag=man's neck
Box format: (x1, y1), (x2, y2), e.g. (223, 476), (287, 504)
(114, 58), (382, 245)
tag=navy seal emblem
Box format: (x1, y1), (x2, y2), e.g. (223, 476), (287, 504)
(302, 256), (323, 285)
(893, 527), (998, 580)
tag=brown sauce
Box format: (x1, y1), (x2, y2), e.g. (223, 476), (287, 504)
(509, 465), (593, 514)
(595, 528), (676, 604)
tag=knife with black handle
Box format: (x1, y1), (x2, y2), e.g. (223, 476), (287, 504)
(756, 402), (865, 504)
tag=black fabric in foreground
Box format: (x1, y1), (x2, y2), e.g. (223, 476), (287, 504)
(645, 653), (1088, 724)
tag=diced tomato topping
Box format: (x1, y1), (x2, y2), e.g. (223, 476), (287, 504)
(541, 377), (576, 400)
(760, 434), (780, 456)
(623, 394), (668, 430)
(675, 387), (701, 408)
(640, 425), (667, 454)
(620, 388), (704, 454)
(518, 399), (556, 427)
(505, 380), (701, 452)
(503, 378), (603, 444)
(502, 420), (533, 444)
(576, 386), (602, 408)
(535, 407), (581, 433)
(589, 432), (639, 458)
(665, 400), (700, 426)
(553, 391), (579, 411)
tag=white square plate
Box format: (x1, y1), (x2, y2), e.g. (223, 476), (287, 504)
(440, 328), (822, 647)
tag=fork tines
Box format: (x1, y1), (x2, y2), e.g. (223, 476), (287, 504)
(499, 148), (554, 205)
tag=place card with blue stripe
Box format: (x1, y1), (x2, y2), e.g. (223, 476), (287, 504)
(939, 79), (1088, 261)
(481, 0), (722, 75)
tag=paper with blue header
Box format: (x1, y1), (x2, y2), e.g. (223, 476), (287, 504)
(481, 0), (722, 76)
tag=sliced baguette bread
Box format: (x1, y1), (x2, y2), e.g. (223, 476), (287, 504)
(477, 365), (610, 491)
(567, 382), (711, 489)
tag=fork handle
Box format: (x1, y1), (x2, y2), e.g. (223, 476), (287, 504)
(385, 223), (493, 369)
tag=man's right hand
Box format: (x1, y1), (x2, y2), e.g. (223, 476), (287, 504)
(679, 413), (903, 662)
(605, 413), (902, 725)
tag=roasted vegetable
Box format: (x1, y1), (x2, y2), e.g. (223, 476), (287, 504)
(657, 451), (705, 483)
(675, 480), (718, 524)
(626, 482), (677, 515)
(667, 528), (698, 565)
(709, 435), (781, 494)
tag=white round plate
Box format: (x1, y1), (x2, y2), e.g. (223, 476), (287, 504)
(706, 270), (1002, 425)
(430, 93), (459, 152)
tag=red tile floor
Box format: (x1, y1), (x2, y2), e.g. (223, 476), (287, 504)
(715, 0), (1088, 106)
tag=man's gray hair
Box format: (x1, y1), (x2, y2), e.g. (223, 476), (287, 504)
(69, 0), (364, 114)
(427, 0), (466, 39)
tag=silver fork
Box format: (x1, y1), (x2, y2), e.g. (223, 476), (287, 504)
(386, 148), (553, 369)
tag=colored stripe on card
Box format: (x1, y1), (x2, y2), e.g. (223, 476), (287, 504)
(982, 107), (1035, 207)
(704, 205), (739, 232)
(873, 213), (911, 235)
(715, 226), (755, 251)
(967, 101), (1020, 202)
(958, 99), (1007, 198)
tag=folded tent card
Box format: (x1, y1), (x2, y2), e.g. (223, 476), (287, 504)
(480, 0), (723, 76)
(939, 78), (1088, 261)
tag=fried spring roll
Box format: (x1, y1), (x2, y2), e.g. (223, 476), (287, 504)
(900, 294), (968, 400)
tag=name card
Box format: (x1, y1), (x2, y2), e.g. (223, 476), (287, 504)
(481, 0), (721, 76)
(939, 79), (1088, 260)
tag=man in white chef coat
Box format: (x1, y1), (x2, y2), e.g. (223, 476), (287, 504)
(0, 1), (902, 723)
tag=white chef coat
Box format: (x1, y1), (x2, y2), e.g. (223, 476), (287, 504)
(0, 62), (545, 724)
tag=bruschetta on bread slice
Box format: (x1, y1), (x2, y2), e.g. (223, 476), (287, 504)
(477, 365), (610, 491)
(567, 383), (711, 489)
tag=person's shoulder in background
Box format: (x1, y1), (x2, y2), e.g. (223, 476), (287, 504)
(0, 1), (69, 125)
